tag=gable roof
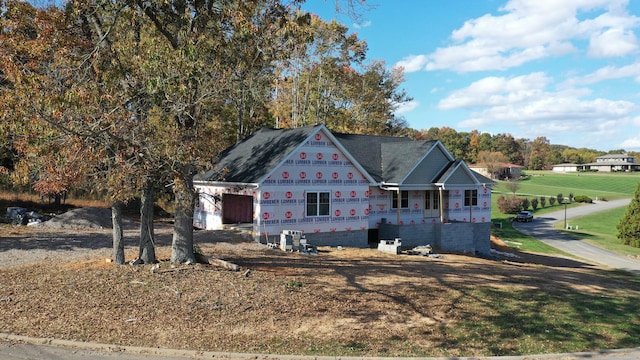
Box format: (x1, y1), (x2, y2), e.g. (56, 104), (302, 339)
(331, 132), (412, 182)
(379, 141), (439, 183)
(435, 160), (496, 187)
(196, 125), (496, 187)
(197, 125), (320, 183)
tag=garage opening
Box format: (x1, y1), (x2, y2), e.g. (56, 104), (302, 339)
(222, 194), (253, 224)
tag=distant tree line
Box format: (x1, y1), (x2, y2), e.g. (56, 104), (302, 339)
(407, 127), (632, 171)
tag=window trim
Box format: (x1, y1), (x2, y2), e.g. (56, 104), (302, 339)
(425, 190), (439, 210)
(392, 190), (409, 209)
(464, 189), (478, 207)
(306, 191), (330, 217)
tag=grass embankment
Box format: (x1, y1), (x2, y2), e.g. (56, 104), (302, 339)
(491, 171), (640, 255)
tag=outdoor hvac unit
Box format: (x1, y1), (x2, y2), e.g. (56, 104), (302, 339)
(280, 230), (303, 251)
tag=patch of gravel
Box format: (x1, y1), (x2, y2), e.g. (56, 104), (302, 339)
(43, 207), (132, 229)
(0, 207), (142, 267)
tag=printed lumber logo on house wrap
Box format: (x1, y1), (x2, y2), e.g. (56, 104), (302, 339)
(261, 191), (279, 205)
(305, 132), (333, 147)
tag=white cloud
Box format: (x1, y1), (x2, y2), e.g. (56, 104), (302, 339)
(438, 72), (552, 110)
(353, 20), (372, 29)
(588, 27), (639, 57)
(420, 0), (639, 72)
(562, 61), (640, 87)
(618, 136), (640, 149)
(614, 116), (640, 151)
(394, 55), (428, 73)
(443, 71), (639, 141)
(394, 100), (419, 114)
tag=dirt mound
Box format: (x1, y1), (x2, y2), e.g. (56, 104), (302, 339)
(44, 207), (117, 229)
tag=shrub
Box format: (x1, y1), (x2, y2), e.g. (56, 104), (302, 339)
(521, 198), (530, 210)
(574, 195), (593, 203)
(497, 195), (524, 214)
(569, 193), (574, 202)
(531, 198), (539, 210)
(549, 197), (556, 206)
(557, 193), (564, 204)
(540, 196), (546, 207)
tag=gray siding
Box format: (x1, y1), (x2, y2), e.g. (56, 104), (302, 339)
(404, 147), (451, 184)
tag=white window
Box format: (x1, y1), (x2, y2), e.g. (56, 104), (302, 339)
(307, 191), (330, 216)
(392, 190), (409, 209)
(464, 189), (478, 207)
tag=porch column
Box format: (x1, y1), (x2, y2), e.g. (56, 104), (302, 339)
(397, 188), (401, 225)
(439, 187), (444, 223)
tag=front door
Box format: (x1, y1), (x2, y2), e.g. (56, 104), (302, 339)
(424, 190), (439, 218)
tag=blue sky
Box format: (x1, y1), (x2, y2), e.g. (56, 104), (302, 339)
(303, 0), (640, 151)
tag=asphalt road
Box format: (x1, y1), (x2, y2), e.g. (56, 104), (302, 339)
(512, 198), (640, 274)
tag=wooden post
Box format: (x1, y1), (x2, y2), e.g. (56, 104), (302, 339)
(439, 188), (444, 223)
(397, 188), (401, 225)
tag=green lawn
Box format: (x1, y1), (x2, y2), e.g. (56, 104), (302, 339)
(491, 171), (640, 256)
(556, 207), (640, 258)
(494, 171), (640, 201)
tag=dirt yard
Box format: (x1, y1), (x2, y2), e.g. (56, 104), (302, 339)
(0, 207), (635, 357)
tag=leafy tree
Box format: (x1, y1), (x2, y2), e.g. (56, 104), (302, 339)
(477, 151), (508, 179)
(557, 193), (564, 204)
(271, 13), (410, 136)
(272, 14), (365, 129)
(549, 196), (556, 206)
(344, 60), (411, 135)
(505, 180), (521, 195)
(492, 133), (523, 165)
(548, 149), (563, 166)
(561, 148), (582, 164)
(528, 136), (551, 170)
(617, 183), (640, 248)
(222, 0), (293, 141)
(120, 0), (304, 263)
(416, 127), (472, 162)
(521, 198), (530, 211)
(1, 0), (158, 263)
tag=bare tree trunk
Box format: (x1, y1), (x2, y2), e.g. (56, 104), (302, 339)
(138, 179), (156, 264)
(112, 200), (125, 265)
(171, 169), (196, 264)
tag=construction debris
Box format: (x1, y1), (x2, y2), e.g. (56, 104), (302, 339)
(5, 207), (48, 226)
(377, 238), (402, 254)
(406, 245), (433, 256)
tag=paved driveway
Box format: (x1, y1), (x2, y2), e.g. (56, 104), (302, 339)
(512, 198), (640, 274)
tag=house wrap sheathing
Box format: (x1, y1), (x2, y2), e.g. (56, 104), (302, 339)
(194, 125), (495, 255)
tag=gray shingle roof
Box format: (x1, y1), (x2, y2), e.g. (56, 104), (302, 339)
(331, 132), (412, 182)
(196, 125), (493, 187)
(380, 141), (438, 183)
(196, 125), (320, 183)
